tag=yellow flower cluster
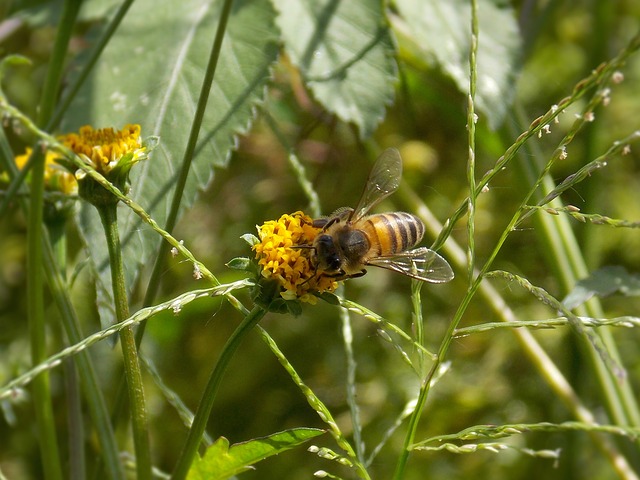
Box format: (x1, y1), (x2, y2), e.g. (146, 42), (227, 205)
(253, 211), (338, 303)
(14, 148), (77, 195)
(63, 124), (144, 173)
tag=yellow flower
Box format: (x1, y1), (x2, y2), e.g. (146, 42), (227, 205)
(253, 211), (338, 304)
(62, 124), (145, 175)
(57, 123), (156, 206)
(14, 147), (77, 195)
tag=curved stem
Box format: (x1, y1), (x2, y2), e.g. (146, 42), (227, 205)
(171, 305), (267, 480)
(97, 204), (151, 480)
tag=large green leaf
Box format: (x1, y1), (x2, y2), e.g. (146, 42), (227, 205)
(63, 0), (279, 327)
(187, 428), (325, 480)
(394, 0), (521, 129)
(272, 0), (397, 138)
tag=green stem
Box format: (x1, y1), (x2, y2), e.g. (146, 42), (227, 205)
(48, 218), (86, 480)
(28, 147), (64, 480)
(465, 0), (478, 285)
(510, 109), (640, 429)
(47, 0), (135, 131)
(97, 204), (151, 480)
(0, 126), (124, 480)
(395, 2), (479, 476)
(37, 0), (80, 127)
(102, 0), (237, 464)
(171, 305), (267, 480)
(27, 0), (79, 472)
(144, 0), (236, 313)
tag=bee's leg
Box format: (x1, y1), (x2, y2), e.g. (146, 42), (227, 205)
(345, 269), (366, 279)
(313, 215), (340, 231)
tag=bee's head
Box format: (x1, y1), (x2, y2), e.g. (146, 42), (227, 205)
(313, 234), (342, 273)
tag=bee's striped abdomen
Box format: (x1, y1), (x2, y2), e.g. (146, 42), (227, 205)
(361, 212), (425, 256)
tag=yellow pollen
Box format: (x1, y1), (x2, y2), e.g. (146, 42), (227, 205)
(253, 211), (338, 303)
(62, 124), (144, 172)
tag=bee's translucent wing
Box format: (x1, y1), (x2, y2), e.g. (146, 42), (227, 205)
(350, 148), (403, 222)
(366, 247), (454, 283)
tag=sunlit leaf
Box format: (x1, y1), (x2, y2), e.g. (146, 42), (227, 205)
(393, 0), (521, 129)
(187, 428), (325, 480)
(273, 0), (397, 138)
(63, 0), (279, 327)
(563, 266), (640, 310)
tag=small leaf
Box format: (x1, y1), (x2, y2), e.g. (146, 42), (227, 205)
(0, 55), (32, 82)
(241, 233), (260, 246)
(226, 257), (252, 271)
(315, 291), (340, 305)
(187, 428), (325, 480)
(563, 266), (640, 309)
(286, 300), (303, 317)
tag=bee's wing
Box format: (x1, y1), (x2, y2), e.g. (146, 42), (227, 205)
(366, 247), (454, 283)
(350, 148), (403, 222)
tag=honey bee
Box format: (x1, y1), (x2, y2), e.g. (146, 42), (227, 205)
(311, 148), (454, 283)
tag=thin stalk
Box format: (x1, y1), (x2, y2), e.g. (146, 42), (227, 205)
(510, 109), (640, 430)
(105, 0), (236, 461)
(410, 279), (425, 374)
(339, 302), (365, 463)
(465, 0), (479, 284)
(0, 127), (124, 480)
(97, 204), (151, 480)
(0, 151), (34, 217)
(171, 305), (267, 480)
(48, 0), (136, 131)
(26, 0), (79, 473)
(430, 31), (640, 253)
(395, 2), (479, 475)
(48, 218), (85, 480)
(400, 186), (639, 480)
(257, 324), (371, 479)
(143, 0), (236, 314)
(28, 147), (64, 480)
(37, 0), (81, 127)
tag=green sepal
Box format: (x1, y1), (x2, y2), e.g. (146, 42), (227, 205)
(314, 291), (340, 305)
(226, 256), (253, 272)
(241, 233), (260, 246)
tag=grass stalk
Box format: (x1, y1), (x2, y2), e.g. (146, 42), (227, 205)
(97, 204), (151, 480)
(27, 146), (64, 480)
(142, 0), (236, 314)
(0, 127), (124, 479)
(171, 305), (267, 480)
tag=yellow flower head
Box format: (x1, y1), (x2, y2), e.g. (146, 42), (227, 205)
(62, 124), (145, 175)
(14, 147), (77, 195)
(56, 123), (156, 206)
(253, 211), (338, 304)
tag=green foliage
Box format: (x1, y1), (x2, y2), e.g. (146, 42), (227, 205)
(187, 428), (325, 480)
(564, 266), (640, 310)
(64, 0), (280, 328)
(1, 1), (640, 480)
(394, 0), (520, 129)
(274, 0), (397, 138)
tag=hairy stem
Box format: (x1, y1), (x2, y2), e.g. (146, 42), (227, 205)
(97, 204), (151, 480)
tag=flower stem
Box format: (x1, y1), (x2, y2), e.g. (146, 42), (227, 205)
(0, 126), (124, 479)
(171, 305), (267, 480)
(28, 147), (64, 480)
(97, 204), (151, 480)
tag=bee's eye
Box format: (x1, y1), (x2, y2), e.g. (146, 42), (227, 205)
(316, 235), (342, 271)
